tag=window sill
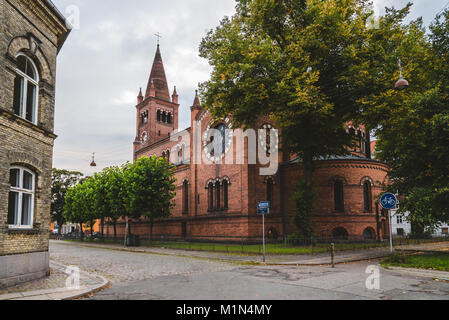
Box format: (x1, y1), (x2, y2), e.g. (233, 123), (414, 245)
(8, 228), (41, 235)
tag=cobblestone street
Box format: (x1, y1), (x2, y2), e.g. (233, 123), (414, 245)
(49, 241), (449, 300)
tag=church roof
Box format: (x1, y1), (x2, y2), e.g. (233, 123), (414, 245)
(145, 45), (170, 101)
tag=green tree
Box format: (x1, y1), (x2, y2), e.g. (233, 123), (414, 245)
(371, 10), (449, 232)
(64, 182), (90, 241)
(199, 0), (427, 234)
(103, 166), (127, 242)
(122, 157), (177, 242)
(51, 169), (83, 235)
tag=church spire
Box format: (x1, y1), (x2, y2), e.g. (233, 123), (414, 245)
(193, 90), (201, 107)
(145, 45), (170, 101)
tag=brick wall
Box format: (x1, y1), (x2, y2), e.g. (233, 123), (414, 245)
(0, 0), (69, 282)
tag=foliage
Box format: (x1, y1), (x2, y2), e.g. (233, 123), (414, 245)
(382, 253), (449, 272)
(51, 169), (83, 234)
(62, 157), (177, 242)
(370, 10), (449, 227)
(291, 179), (315, 238)
(122, 157), (177, 240)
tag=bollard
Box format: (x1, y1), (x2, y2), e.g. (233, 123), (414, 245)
(331, 243), (335, 268)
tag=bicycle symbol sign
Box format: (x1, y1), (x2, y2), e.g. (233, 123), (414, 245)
(380, 193), (397, 210)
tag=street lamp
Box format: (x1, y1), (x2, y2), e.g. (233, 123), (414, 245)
(394, 59), (409, 91)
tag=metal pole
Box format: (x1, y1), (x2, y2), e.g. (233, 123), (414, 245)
(331, 243), (335, 268)
(263, 214), (266, 263)
(389, 209), (393, 253)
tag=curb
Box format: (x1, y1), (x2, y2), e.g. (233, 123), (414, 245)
(0, 262), (110, 301)
(383, 266), (449, 282)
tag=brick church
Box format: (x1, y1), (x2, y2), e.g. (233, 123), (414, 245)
(120, 45), (391, 242)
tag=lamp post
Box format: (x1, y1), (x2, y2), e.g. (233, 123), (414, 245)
(394, 59), (409, 91)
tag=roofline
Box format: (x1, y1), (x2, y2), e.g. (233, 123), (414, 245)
(42, 0), (71, 51)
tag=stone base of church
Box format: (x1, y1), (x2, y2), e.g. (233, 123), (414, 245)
(104, 213), (383, 243)
(0, 251), (50, 289)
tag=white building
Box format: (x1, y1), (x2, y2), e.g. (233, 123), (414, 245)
(391, 201), (449, 237)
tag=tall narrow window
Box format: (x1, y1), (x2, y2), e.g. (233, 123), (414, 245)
(215, 181), (221, 210)
(334, 180), (344, 212)
(167, 113), (172, 124)
(13, 54), (39, 124)
(208, 182), (214, 211)
(182, 180), (189, 214)
(8, 167), (35, 228)
(223, 180), (229, 209)
(157, 110), (161, 122)
(363, 181), (372, 212)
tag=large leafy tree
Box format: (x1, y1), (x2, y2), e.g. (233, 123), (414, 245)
(51, 169), (83, 234)
(122, 157), (177, 242)
(199, 0), (428, 234)
(103, 166), (127, 242)
(372, 10), (449, 233)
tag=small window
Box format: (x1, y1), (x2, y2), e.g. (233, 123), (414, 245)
(8, 167), (35, 228)
(397, 228), (405, 236)
(441, 228), (448, 235)
(208, 182), (214, 210)
(13, 54), (39, 124)
(215, 181), (221, 210)
(396, 215), (403, 225)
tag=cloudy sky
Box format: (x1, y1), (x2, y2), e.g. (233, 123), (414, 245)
(51, 0), (449, 176)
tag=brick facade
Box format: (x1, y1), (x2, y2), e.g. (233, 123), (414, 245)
(107, 46), (390, 243)
(0, 0), (69, 287)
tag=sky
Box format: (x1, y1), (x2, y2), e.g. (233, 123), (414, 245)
(51, 0), (449, 176)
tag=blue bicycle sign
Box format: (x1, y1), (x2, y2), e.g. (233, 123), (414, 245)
(380, 193), (397, 210)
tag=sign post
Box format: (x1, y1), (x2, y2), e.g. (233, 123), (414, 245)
(258, 201), (270, 263)
(380, 193), (398, 254)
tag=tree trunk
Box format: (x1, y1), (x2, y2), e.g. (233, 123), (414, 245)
(303, 149), (314, 185)
(100, 217), (104, 242)
(149, 218), (154, 244)
(90, 219), (94, 242)
(113, 221), (117, 243)
(80, 224), (84, 242)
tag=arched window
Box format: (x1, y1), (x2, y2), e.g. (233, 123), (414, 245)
(334, 180), (344, 212)
(208, 182), (214, 211)
(166, 150), (170, 162)
(223, 180), (229, 209)
(157, 110), (161, 122)
(8, 167), (35, 228)
(215, 181), (221, 210)
(182, 180), (189, 214)
(363, 181), (372, 213)
(167, 113), (172, 124)
(333, 227), (348, 240)
(13, 54), (39, 124)
(162, 111), (167, 123)
(363, 228), (375, 241)
(213, 123), (229, 157)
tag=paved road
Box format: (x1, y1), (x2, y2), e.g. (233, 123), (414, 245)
(50, 242), (449, 300)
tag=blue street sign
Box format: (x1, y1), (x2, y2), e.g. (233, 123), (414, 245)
(380, 193), (397, 210)
(258, 201), (270, 215)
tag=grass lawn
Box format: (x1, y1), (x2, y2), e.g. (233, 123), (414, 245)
(65, 238), (388, 255)
(381, 253), (449, 272)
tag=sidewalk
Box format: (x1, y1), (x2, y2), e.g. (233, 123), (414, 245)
(50, 240), (403, 265)
(0, 260), (109, 300)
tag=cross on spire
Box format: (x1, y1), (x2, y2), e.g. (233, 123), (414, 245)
(154, 32), (162, 45)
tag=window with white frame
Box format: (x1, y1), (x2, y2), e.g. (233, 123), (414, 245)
(13, 54), (39, 124)
(396, 214), (403, 225)
(8, 167), (35, 228)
